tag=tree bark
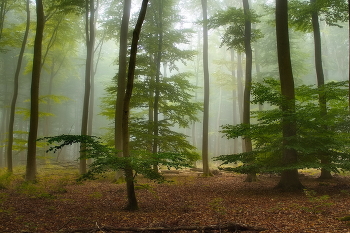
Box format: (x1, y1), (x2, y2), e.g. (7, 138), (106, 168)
(275, 0), (303, 191)
(122, 0), (149, 211)
(152, 0), (163, 173)
(242, 0), (257, 182)
(7, 0), (30, 173)
(26, 0), (44, 181)
(201, 0), (211, 177)
(311, 0), (332, 180)
(80, 0), (96, 174)
(115, 0), (131, 156)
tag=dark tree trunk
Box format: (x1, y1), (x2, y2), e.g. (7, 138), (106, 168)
(201, 0), (211, 176)
(26, 0), (44, 181)
(7, 0), (30, 173)
(122, 0), (149, 211)
(80, 0), (96, 174)
(115, 0), (131, 156)
(310, 0), (332, 179)
(242, 0), (257, 182)
(275, 0), (303, 191)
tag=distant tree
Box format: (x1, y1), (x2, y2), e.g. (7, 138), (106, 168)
(201, 0), (211, 176)
(26, 0), (44, 181)
(274, 0), (303, 190)
(80, 0), (96, 174)
(208, 3), (262, 181)
(6, 0), (30, 173)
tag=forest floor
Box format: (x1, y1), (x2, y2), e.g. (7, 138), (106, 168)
(0, 167), (350, 233)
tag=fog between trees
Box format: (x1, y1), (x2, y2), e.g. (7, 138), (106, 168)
(0, 0), (349, 186)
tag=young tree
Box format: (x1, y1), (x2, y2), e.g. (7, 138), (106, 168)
(26, 0), (44, 181)
(114, 0), (131, 171)
(275, 0), (303, 190)
(122, 0), (149, 211)
(6, 0), (30, 173)
(80, 0), (96, 174)
(201, 0), (211, 176)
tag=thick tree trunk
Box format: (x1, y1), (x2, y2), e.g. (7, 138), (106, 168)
(201, 0), (211, 177)
(26, 0), (44, 181)
(122, 0), (149, 211)
(80, 0), (96, 174)
(275, 0), (303, 191)
(7, 0), (30, 173)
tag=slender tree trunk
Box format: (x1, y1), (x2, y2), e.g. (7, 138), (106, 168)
(201, 0), (211, 176)
(237, 53), (244, 153)
(26, 0), (44, 181)
(80, 0), (96, 174)
(152, 0), (163, 173)
(310, 0), (332, 179)
(242, 0), (256, 182)
(114, 0), (131, 181)
(6, 0), (30, 173)
(122, 0), (149, 211)
(230, 49), (239, 154)
(275, 0), (303, 191)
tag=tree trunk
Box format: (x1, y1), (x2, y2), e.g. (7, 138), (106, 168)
(242, 0), (256, 182)
(201, 0), (211, 177)
(237, 53), (244, 153)
(6, 0), (30, 173)
(80, 0), (96, 174)
(275, 0), (303, 191)
(152, 0), (163, 173)
(122, 0), (149, 211)
(114, 0), (131, 181)
(311, 0), (332, 180)
(26, 0), (44, 181)
(230, 49), (239, 154)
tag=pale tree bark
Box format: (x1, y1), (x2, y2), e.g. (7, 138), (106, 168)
(242, 0), (256, 182)
(6, 0), (30, 173)
(201, 0), (211, 176)
(152, 0), (163, 173)
(122, 0), (149, 210)
(230, 49), (239, 154)
(275, 0), (303, 191)
(26, 0), (44, 181)
(310, 0), (332, 179)
(237, 53), (244, 152)
(80, 0), (96, 174)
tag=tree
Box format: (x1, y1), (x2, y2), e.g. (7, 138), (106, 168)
(114, 0), (131, 179)
(122, 0), (149, 211)
(6, 0), (30, 173)
(26, 0), (44, 181)
(289, 0), (348, 179)
(208, 3), (262, 180)
(80, 0), (96, 174)
(275, 0), (303, 190)
(201, 0), (211, 176)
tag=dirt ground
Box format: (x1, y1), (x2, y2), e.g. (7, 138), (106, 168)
(0, 170), (350, 233)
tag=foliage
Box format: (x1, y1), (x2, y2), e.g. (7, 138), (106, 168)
(215, 78), (350, 174)
(289, 0), (349, 32)
(208, 7), (263, 52)
(40, 135), (195, 183)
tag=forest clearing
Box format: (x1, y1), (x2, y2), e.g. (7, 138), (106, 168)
(0, 167), (350, 233)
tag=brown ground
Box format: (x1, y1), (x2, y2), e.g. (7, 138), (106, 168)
(0, 169), (350, 233)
